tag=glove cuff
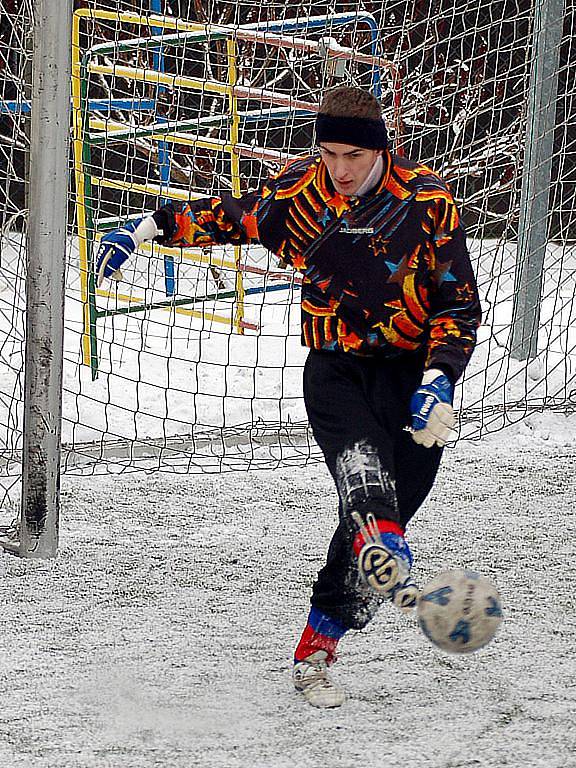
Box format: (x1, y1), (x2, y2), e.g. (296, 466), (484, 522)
(421, 368), (445, 386)
(132, 216), (160, 245)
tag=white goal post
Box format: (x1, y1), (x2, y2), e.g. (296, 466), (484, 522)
(8, 0), (72, 557)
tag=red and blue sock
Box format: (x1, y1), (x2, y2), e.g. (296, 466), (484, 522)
(294, 607), (348, 666)
(352, 518), (404, 556)
(352, 518), (411, 562)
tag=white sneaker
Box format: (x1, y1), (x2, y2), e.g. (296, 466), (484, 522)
(293, 651), (346, 708)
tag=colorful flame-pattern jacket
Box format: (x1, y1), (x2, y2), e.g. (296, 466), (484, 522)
(153, 151), (481, 381)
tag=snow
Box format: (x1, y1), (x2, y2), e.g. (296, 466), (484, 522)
(0, 228), (575, 503)
(1, 233), (575, 460)
(1, 227), (576, 766)
(0, 426), (575, 767)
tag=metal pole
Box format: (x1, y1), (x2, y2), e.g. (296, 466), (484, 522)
(19, 0), (72, 558)
(511, 0), (564, 360)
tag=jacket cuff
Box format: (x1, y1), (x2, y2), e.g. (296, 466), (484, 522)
(151, 205), (177, 245)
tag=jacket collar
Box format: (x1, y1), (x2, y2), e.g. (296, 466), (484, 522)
(315, 150), (392, 202)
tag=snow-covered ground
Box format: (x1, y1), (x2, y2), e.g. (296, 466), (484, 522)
(0, 422), (575, 768)
(1, 229), (576, 766)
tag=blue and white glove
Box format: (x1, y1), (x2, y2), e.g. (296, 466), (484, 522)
(409, 369), (455, 448)
(95, 217), (159, 287)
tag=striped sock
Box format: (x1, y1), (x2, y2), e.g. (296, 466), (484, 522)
(352, 518), (405, 557)
(294, 607), (348, 665)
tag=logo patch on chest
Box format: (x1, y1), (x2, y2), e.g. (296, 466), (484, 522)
(341, 226), (375, 235)
(339, 217), (374, 235)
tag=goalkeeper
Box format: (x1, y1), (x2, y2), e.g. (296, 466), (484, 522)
(97, 86), (481, 709)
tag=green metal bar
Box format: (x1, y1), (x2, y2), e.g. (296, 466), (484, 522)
(82, 15), (376, 344)
(88, 118), (221, 146)
(80, 52), (100, 380)
(88, 109), (313, 146)
(91, 28), (228, 58)
(95, 288), (238, 319)
(98, 216), (143, 231)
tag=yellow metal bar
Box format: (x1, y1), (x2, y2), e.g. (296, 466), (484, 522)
(179, 251), (236, 271)
(172, 307), (233, 326)
(95, 289), (233, 326)
(227, 37), (245, 336)
(71, 13), (92, 367)
(88, 62), (230, 98)
(117, 131), (235, 153)
(73, 9), (252, 344)
(89, 118), (236, 153)
(96, 290), (142, 303)
(89, 119), (295, 163)
(227, 43), (241, 197)
(92, 232), (237, 271)
(73, 11), (204, 370)
(74, 8), (204, 33)
(138, 241), (237, 271)
(91, 176), (192, 201)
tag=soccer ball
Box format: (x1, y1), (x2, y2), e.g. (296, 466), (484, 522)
(417, 569), (503, 654)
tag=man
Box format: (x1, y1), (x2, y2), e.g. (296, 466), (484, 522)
(97, 86), (481, 709)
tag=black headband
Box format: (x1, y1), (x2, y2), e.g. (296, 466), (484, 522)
(315, 113), (388, 151)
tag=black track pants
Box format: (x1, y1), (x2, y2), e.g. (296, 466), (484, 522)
(303, 349), (443, 630)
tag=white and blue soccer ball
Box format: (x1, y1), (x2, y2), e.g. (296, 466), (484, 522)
(417, 569), (503, 654)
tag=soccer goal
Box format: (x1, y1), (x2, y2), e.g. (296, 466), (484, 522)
(0, 0), (574, 556)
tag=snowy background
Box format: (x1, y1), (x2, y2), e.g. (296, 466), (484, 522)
(1, 208), (575, 768)
(1, 231), (576, 488)
(0, 419), (575, 767)
(1, 3), (576, 764)
(0, 232), (575, 766)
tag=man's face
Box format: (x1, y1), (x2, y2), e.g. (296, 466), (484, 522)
(319, 142), (382, 196)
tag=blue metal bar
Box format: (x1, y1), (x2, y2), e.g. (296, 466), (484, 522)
(0, 98), (157, 114)
(240, 12), (377, 36)
(245, 282), (301, 296)
(88, 98), (157, 112)
(73, 10), (383, 313)
(1, 101), (30, 114)
(150, 0), (175, 297)
(150, 0), (164, 74)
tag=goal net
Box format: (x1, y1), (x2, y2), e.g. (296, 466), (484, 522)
(1, 0), (575, 504)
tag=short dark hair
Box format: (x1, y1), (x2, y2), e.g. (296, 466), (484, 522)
(318, 86), (382, 120)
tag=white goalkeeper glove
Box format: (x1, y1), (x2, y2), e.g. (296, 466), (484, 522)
(96, 216), (160, 287)
(409, 368), (455, 448)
